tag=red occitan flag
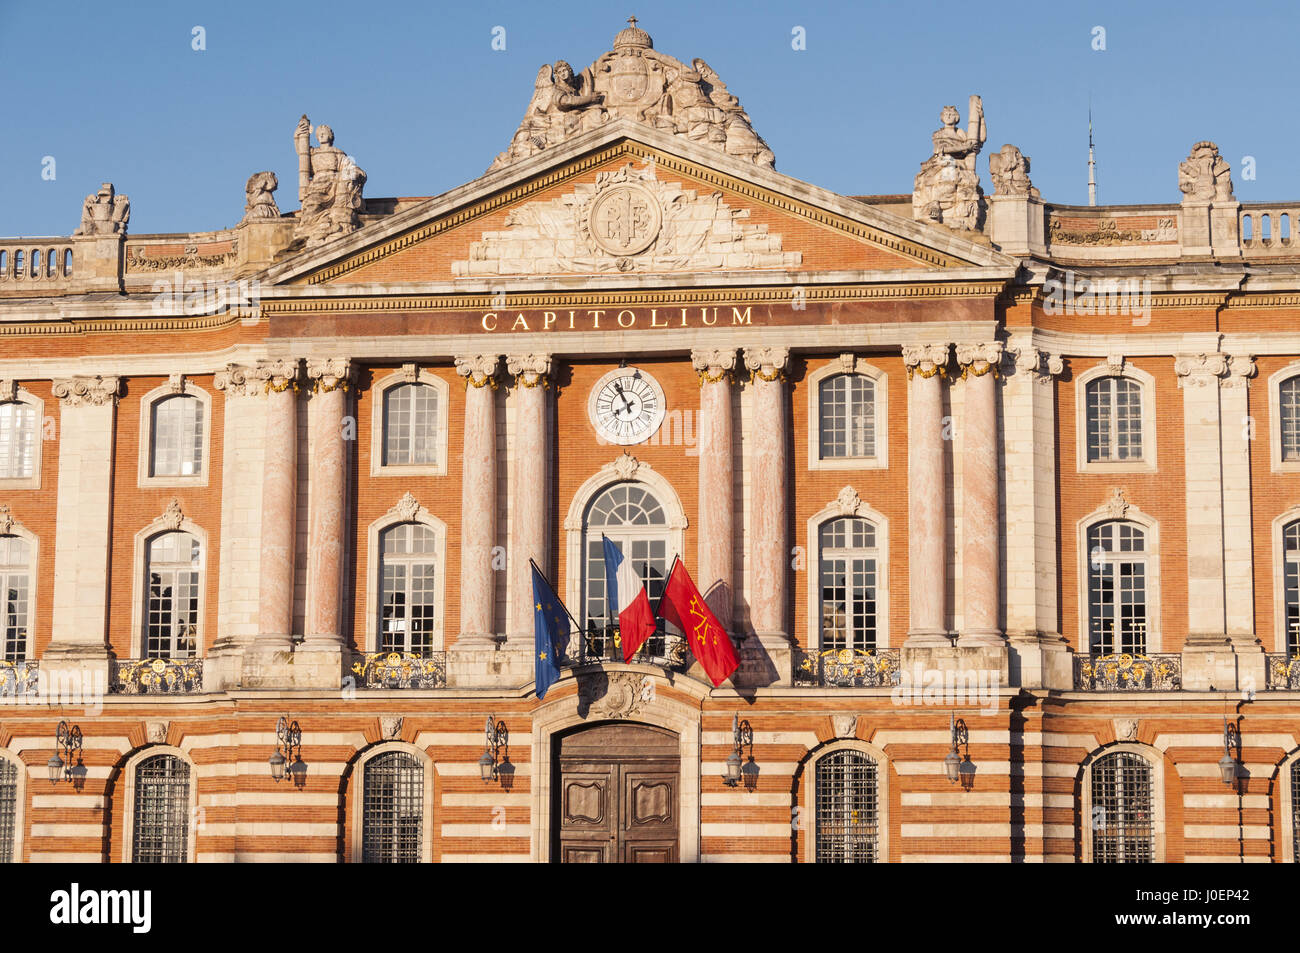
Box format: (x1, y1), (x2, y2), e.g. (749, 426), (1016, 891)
(656, 559), (740, 687)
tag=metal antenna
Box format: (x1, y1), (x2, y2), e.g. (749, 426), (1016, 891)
(1088, 100), (1098, 207)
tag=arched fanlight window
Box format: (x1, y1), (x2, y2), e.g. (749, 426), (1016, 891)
(818, 517), (878, 651)
(814, 748), (879, 863)
(362, 750), (424, 863)
(378, 523), (438, 655)
(131, 754), (191, 863)
(1086, 521), (1149, 655)
(144, 532), (200, 659)
(1089, 751), (1154, 863)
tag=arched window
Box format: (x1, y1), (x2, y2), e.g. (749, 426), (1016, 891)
(145, 532), (200, 659)
(382, 382), (440, 466)
(818, 517), (878, 651)
(45, 249), (56, 279)
(379, 523), (438, 655)
(819, 374), (875, 460)
(814, 748), (879, 863)
(0, 399), (37, 480)
(131, 754), (191, 863)
(1089, 751), (1154, 863)
(0, 535), (30, 662)
(0, 756), (17, 863)
(62, 248), (72, 278)
(11, 251), (22, 279)
(583, 482), (669, 658)
(1085, 377), (1144, 462)
(1285, 521), (1300, 656)
(1281, 376), (1300, 463)
(27, 249), (37, 279)
(149, 395), (204, 478)
(1086, 521), (1149, 654)
(362, 750), (424, 863)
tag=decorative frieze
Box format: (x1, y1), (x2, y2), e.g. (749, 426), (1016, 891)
(455, 354), (501, 389)
(52, 375), (120, 407)
(902, 342), (951, 379)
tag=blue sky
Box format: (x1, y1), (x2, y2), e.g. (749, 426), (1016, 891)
(1, 0), (1297, 236)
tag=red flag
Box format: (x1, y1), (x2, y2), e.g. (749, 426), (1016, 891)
(657, 560), (740, 687)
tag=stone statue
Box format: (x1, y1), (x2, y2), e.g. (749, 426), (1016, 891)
(912, 96), (986, 230)
(293, 116), (367, 246)
(241, 171), (281, 223)
(73, 182), (130, 236)
(489, 18), (775, 172)
(988, 143), (1038, 198)
(1178, 141), (1234, 202)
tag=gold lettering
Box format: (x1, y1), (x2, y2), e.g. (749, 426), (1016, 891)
(617, 309), (636, 328)
(543, 311), (557, 331)
(512, 313), (530, 331)
(731, 306), (752, 325)
(568, 310), (576, 330)
(650, 308), (667, 328)
(588, 309), (605, 328)
(680, 308), (689, 327)
(482, 312), (498, 331)
(702, 307), (717, 326)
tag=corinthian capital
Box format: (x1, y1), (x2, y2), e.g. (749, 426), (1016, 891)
(1174, 352), (1229, 388)
(52, 375), (121, 407)
(455, 354), (501, 389)
(250, 358), (301, 394)
(691, 348), (737, 384)
(214, 363), (263, 398)
(742, 346), (789, 383)
(955, 341), (1005, 379)
(902, 343), (951, 379)
(306, 357), (354, 393)
(506, 353), (552, 389)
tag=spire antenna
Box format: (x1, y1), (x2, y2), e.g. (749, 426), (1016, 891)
(1088, 100), (1098, 207)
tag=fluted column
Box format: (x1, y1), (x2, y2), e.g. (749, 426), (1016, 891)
(303, 358), (353, 648)
(507, 353), (551, 643)
(903, 343), (950, 645)
(255, 359), (301, 650)
(455, 354), (501, 644)
(693, 348), (737, 630)
(955, 342), (1004, 646)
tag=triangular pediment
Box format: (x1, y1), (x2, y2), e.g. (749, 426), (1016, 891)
(263, 119), (1016, 290)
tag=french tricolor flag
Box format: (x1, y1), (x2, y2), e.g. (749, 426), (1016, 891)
(602, 534), (658, 662)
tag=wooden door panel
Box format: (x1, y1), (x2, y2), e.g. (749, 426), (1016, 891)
(562, 844), (609, 863)
(624, 770), (676, 830)
(624, 841), (676, 863)
(561, 774), (609, 830)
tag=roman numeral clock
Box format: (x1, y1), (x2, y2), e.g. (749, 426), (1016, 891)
(588, 366), (667, 445)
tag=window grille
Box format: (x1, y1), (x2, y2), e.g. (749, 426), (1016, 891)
(0, 401), (36, 479)
(583, 483), (669, 658)
(0, 758), (16, 863)
(1085, 377), (1143, 462)
(1090, 751), (1154, 863)
(146, 532), (200, 658)
(150, 395), (203, 477)
(132, 754), (190, 863)
(383, 383), (439, 466)
(820, 374), (875, 459)
(1087, 521), (1148, 655)
(818, 517), (877, 651)
(379, 523), (438, 654)
(362, 751), (424, 863)
(815, 749), (879, 863)
(0, 535), (29, 662)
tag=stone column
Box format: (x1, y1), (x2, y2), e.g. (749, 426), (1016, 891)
(902, 344), (951, 646)
(742, 346), (790, 683)
(300, 359), (353, 681)
(693, 348), (737, 631)
(45, 375), (120, 693)
(1221, 354), (1263, 688)
(955, 342), (1004, 647)
(506, 354), (551, 643)
(454, 355), (500, 644)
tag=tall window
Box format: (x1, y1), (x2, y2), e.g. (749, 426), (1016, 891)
(0, 536), (30, 662)
(0, 757), (16, 863)
(145, 532), (200, 659)
(362, 751), (424, 863)
(1085, 377), (1143, 462)
(379, 523), (437, 655)
(383, 383), (439, 466)
(1286, 521), (1300, 656)
(818, 517), (877, 651)
(814, 749), (879, 863)
(583, 483), (668, 658)
(1087, 521), (1149, 655)
(131, 754), (190, 863)
(1292, 761), (1300, 863)
(1090, 751), (1154, 863)
(150, 395), (203, 477)
(819, 374), (875, 460)
(1281, 376), (1300, 463)
(0, 401), (36, 480)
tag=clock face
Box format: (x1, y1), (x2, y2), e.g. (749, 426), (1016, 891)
(588, 367), (667, 446)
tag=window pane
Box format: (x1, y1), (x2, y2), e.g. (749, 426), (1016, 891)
(145, 532), (200, 658)
(383, 383), (439, 466)
(151, 396), (203, 477)
(820, 375), (875, 460)
(378, 523), (437, 655)
(0, 402), (36, 480)
(1282, 378), (1300, 462)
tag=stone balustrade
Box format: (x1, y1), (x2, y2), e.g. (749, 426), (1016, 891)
(0, 241), (76, 286)
(1240, 205), (1298, 251)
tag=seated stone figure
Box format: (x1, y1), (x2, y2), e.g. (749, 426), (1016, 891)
(913, 96), (987, 231)
(294, 117), (367, 247)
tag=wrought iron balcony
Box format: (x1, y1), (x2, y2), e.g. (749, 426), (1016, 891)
(563, 626), (691, 673)
(795, 647), (901, 688)
(351, 651), (447, 689)
(1073, 652), (1181, 691)
(110, 657), (204, 694)
(1267, 654), (1300, 690)
(0, 659), (39, 697)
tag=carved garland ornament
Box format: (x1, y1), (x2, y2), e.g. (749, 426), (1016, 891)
(742, 346), (789, 383)
(955, 341), (1004, 380)
(455, 354), (500, 389)
(307, 358), (353, 393)
(691, 347), (736, 386)
(902, 343), (950, 380)
(507, 353), (552, 389)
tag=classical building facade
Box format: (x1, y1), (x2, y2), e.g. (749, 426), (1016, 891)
(2, 21), (1299, 862)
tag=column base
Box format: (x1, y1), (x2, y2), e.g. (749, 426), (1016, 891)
(1007, 631), (1073, 690)
(956, 628), (1007, 648)
(203, 636), (250, 692)
(241, 640), (345, 690)
(899, 642), (1010, 692)
(904, 628), (955, 649)
(38, 644), (110, 708)
(446, 641), (533, 688)
(735, 632), (791, 688)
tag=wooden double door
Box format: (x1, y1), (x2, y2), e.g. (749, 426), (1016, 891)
(554, 723), (679, 863)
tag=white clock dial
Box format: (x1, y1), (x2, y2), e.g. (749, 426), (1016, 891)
(588, 367), (667, 446)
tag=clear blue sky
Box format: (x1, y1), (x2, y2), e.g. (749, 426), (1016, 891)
(1, 0), (1296, 237)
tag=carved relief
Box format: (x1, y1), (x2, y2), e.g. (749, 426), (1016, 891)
(506, 353), (552, 388)
(241, 171), (281, 224)
(902, 343), (951, 379)
(742, 346), (789, 383)
(1113, 718), (1139, 742)
(578, 671), (653, 719)
(394, 492), (421, 523)
(0, 505), (14, 535)
(833, 486), (863, 517)
(1174, 353), (1229, 388)
(691, 347), (736, 384)
(988, 143), (1038, 198)
(0, 380), (17, 402)
(955, 341), (1004, 378)
(379, 715), (404, 740)
(1101, 487), (1131, 520)
(160, 498), (185, 531)
(52, 375), (121, 407)
(73, 182), (130, 237)
(1178, 141), (1234, 203)
(454, 354), (500, 388)
(146, 721), (170, 744)
(831, 714), (859, 739)
(306, 357), (353, 393)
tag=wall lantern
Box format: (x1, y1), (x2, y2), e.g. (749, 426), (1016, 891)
(723, 714), (759, 791)
(269, 716), (308, 787)
(1219, 717), (1241, 787)
(944, 713), (975, 790)
(47, 721), (87, 789)
(480, 716), (513, 789)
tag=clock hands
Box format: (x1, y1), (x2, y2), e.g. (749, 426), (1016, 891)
(612, 379), (634, 418)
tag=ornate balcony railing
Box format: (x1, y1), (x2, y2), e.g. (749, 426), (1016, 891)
(1074, 652), (1181, 691)
(110, 657), (204, 694)
(0, 659), (39, 697)
(795, 647), (901, 688)
(563, 626), (691, 673)
(1267, 654), (1300, 690)
(351, 651), (446, 689)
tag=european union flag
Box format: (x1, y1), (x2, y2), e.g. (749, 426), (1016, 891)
(532, 563), (571, 700)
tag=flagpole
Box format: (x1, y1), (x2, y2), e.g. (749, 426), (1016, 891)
(654, 553), (681, 619)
